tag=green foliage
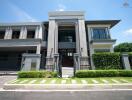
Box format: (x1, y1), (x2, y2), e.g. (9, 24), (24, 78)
(18, 71), (57, 78)
(92, 53), (121, 69)
(114, 42), (132, 52)
(118, 70), (132, 77)
(75, 70), (132, 78)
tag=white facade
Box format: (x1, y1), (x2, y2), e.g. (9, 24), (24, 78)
(0, 11), (120, 71)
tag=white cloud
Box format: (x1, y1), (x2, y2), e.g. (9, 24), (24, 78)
(7, 1), (37, 22)
(56, 4), (66, 11)
(124, 28), (132, 35)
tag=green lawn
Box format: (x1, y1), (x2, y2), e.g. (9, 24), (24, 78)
(9, 77), (132, 84)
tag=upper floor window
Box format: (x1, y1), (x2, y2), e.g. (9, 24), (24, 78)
(27, 30), (35, 39)
(0, 31), (5, 39)
(92, 28), (110, 39)
(12, 30), (20, 39)
(94, 49), (110, 53)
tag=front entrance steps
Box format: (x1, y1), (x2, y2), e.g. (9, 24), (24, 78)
(62, 67), (74, 78)
(0, 71), (17, 75)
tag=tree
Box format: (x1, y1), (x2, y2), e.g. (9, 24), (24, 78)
(114, 42), (132, 52)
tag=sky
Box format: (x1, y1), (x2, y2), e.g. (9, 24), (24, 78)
(0, 0), (132, 45)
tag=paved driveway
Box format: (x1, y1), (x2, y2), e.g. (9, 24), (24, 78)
(0, 90), (132, 100)
(0, 75), (17, 89)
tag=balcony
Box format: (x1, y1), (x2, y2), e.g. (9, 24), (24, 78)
(90, 39), (116, 46)
(0, 39), (41, 47)
(59, 42), (75, 49)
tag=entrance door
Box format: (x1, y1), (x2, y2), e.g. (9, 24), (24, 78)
(59, 49), (75, 67)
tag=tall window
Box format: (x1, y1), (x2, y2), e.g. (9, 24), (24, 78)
(94, 49), (110, 53)
(0, 31), (5, 39)
(12, 30), (20, 39)
(92, 28), (110, 39)
(27, 30), (35, 39)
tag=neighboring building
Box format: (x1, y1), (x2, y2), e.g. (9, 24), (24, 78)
(0, 11), (120, 72)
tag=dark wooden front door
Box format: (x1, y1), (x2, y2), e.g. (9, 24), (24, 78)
(59, 49), (75, 67)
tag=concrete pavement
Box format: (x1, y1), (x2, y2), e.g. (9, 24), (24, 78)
(0, 89), (132, 100)
(0, 75), (17, 89)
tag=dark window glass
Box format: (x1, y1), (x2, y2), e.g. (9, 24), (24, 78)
(0, 54), (8, 60)
(94, 49), (110, 53)
(12, 31), (20, 39)
(0, 31), (5, 39)
(58, 26), (75, 42)
(92, 28), (109, 39)
(27, 30), (35, 38)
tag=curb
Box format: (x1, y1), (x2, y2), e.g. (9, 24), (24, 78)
(3, 84), (132, 90)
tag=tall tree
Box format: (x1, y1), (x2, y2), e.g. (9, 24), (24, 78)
(114, 42), (132, 52)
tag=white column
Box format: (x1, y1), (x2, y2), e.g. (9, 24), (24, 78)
(47, 19), (56, 57)
(36, 44), (41, 54)
(54, 23), (58, 53)
(75, 23), (80, 53)
(88, 26), (95, 69)
(8, 27), (12, 39)
(20, 26), (27, 39)
(4, 27), (9, 39)
(35, 26), (39, 39)
(122, 54), (131, 70)
(38, 25), (43, 39)
(78, 19), (90, 69)
(78, 19), (88, 57)
(4, 27), (12, 39)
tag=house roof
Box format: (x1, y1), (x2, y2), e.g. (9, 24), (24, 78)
(85, 20), (120, 28)
(0, 20), (120, 28)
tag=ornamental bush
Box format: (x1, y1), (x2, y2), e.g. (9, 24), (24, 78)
(75, 70), (132, 78)
(114, 42), (132, 52)
(92, 53), (122, 69)
(18, 71), (57, 78)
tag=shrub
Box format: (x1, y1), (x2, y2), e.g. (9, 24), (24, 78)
(18, 71), (57, 78)
(118, 70), (132, 77)
(75, 70), (96, 78)
(114, 42), (132, 52)
(75, 70), (132, 78)
(92, 53), (121, 69)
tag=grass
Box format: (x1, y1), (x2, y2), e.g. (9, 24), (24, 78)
(9, 77), (132, 84)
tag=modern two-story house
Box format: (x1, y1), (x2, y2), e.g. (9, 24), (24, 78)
(0, 11), (120, 75)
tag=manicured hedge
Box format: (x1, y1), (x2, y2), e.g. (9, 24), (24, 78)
(92, 53), (121, 69)
(75, 70), (132, 78)
(18, 71), (57, 78)
(114, 42), (132, 52)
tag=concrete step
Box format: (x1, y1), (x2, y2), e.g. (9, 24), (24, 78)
(0, 71), (18, 75)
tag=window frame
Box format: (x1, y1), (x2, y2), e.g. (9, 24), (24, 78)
(91, 27), (110, 40)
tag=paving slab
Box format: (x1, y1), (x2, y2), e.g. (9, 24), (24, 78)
(81, 80), (87, 84)
(40, 80), (46, 84)
(111, 79), (120, 83)
(92, 79), (99, 84)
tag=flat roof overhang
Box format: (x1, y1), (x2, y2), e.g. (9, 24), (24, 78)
(0, 22), (42, 27)
(85, 20), (120, 28)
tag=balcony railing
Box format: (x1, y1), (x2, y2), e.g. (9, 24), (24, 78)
(59, 42), (75, 49)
